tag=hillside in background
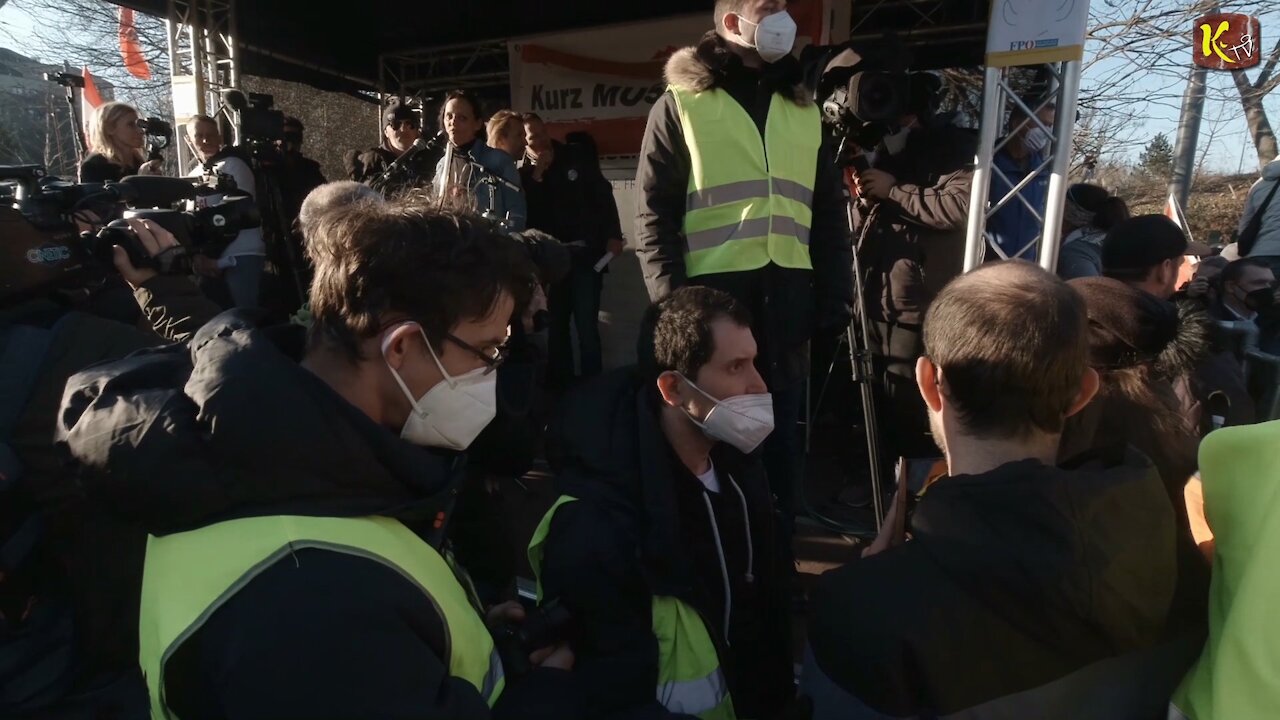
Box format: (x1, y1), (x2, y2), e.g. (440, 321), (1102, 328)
(1118, 173), (1258, 247)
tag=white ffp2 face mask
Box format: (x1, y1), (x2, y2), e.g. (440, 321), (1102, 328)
(732, 11), (798, 64)
(383, 325), (497, 451)
(1025, 126), (1052, 153)
(681, 375), (775, 454)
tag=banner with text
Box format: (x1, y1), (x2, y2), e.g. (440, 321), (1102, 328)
(509, 7), (829, 153)
(508, 15), (705, 123)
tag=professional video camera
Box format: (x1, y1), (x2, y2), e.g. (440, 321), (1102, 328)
(221, 89), (284, 145)
(1, 165), (261, 306)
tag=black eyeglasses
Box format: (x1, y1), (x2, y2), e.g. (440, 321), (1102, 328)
(446, 333), (509, 375)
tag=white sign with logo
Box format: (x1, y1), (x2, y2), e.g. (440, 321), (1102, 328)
(986, 0), (1092, 67)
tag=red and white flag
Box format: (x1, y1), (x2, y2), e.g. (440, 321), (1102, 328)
(118, 8), (152, 80)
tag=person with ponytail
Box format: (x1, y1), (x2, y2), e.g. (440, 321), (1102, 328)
(81, 101), (163, 182)
(1057, 183), (1130, 280)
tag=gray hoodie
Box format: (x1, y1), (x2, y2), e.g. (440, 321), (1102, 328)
(1239, 159), (1280, 257)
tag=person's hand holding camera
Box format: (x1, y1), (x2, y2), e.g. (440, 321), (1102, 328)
(113, 217), (180, 288)
(486, 601), (574, 671)
(855, 169), (897, 200)
(139, 159), (165, 176)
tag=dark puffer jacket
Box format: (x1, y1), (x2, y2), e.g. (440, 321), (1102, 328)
(56, 311), (581, 720)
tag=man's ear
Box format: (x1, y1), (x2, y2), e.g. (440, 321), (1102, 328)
(1065, 367), (1100, 419)
(722, 11), (741, 35)
(381, 323), (420, 372)
(915, 356), (943, 413)
(656, 371), (685, 408)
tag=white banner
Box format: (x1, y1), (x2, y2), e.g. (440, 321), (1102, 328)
(509, 15), (706, 123)
(986, 0), (1091, 67)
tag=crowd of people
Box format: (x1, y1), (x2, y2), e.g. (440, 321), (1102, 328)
(4, 0), (1280, 719)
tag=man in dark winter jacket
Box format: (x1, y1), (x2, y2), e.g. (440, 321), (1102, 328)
(636, 0), (853, 539)
(346, 102), (421, 189)
(803, 262), (1199, 719)
(529, 286), (794, 719)
(58, 205), (583, 719)
(852, 76), (977, 459)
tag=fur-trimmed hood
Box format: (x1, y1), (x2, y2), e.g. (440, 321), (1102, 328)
(663, 31), (811, 106)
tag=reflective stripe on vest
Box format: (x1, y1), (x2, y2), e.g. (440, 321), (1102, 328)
(139, 515), (504, 719)
(670, 85), (820, 278)
(528, 496), (736, 720)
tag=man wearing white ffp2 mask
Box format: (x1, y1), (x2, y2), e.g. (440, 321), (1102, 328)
(529, 286), (798, 719)
(73, 205), (585, 719)
(724, 7), (797, 63)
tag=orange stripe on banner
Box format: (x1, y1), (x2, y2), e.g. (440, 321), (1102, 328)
(545, 117), (650, 157)
(520, 44), (666, 80)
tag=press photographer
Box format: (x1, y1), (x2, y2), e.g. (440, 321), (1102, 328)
(81, 102), (168, 182)
(185, 114), (267, 309)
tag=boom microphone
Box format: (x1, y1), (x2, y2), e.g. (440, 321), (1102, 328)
(110, 175), (200, 207)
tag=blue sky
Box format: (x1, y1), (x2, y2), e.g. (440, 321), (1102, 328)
(2, 0), (1278, 174)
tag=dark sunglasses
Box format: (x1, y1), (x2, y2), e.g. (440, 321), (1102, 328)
(446, 333), (509, 375)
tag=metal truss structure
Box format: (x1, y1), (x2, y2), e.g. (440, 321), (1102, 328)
(164, 0), (239, 171)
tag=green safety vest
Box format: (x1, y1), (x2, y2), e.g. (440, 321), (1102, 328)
(138, 514), (504, 719)
(670, 85), (821, 279)
(528, 496), (735, 720)
(1171, 420), (1280, 720)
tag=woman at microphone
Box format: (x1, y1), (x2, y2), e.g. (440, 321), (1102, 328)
(81, 102), (164, 182)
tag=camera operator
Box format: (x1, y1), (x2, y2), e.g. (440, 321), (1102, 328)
(635, 0), (853, 543)
(852, 73), (976, 460)
(81, 102), (163, 182)
(435, 90), (526, 231)
(57, 203), (584, 719)
(347, 103), (421, 189)
(185, 114), (267, 309)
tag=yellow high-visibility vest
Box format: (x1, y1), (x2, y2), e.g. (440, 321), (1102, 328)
(670, 85), (821, 278)
(139, 515), (504, 719)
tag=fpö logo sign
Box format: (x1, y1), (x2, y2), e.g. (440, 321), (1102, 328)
(1194, 13), (1261, 70)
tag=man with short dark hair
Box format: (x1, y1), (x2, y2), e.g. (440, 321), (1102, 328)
(529, 286), (795, 719)
(1102, 214), (1211, 300)
(520, 113), (623, 391)
(436, 89), (525, 230)
(804, 261), (1192, 719)
(1215, 258), (1276, 327)
(58, 204), (584, 718)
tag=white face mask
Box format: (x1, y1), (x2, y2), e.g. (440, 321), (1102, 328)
(680, 375), (775, 454)
(1025, 126), (1051, 153)
(383, 325), (497, 451)
(882, 125), (912, 156)
(731, 11), (797, 64)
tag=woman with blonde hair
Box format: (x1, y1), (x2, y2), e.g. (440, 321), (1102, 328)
(81, 101), (162, 181)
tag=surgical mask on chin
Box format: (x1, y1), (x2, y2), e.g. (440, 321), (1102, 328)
(732, 11), (797, 64)
(1024, 126), (1052, 153)
(383, 325), (497, 451)
(680, 375), (775, 454)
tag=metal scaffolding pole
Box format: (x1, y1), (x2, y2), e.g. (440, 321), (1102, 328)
(963, 61), (1084, 274)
